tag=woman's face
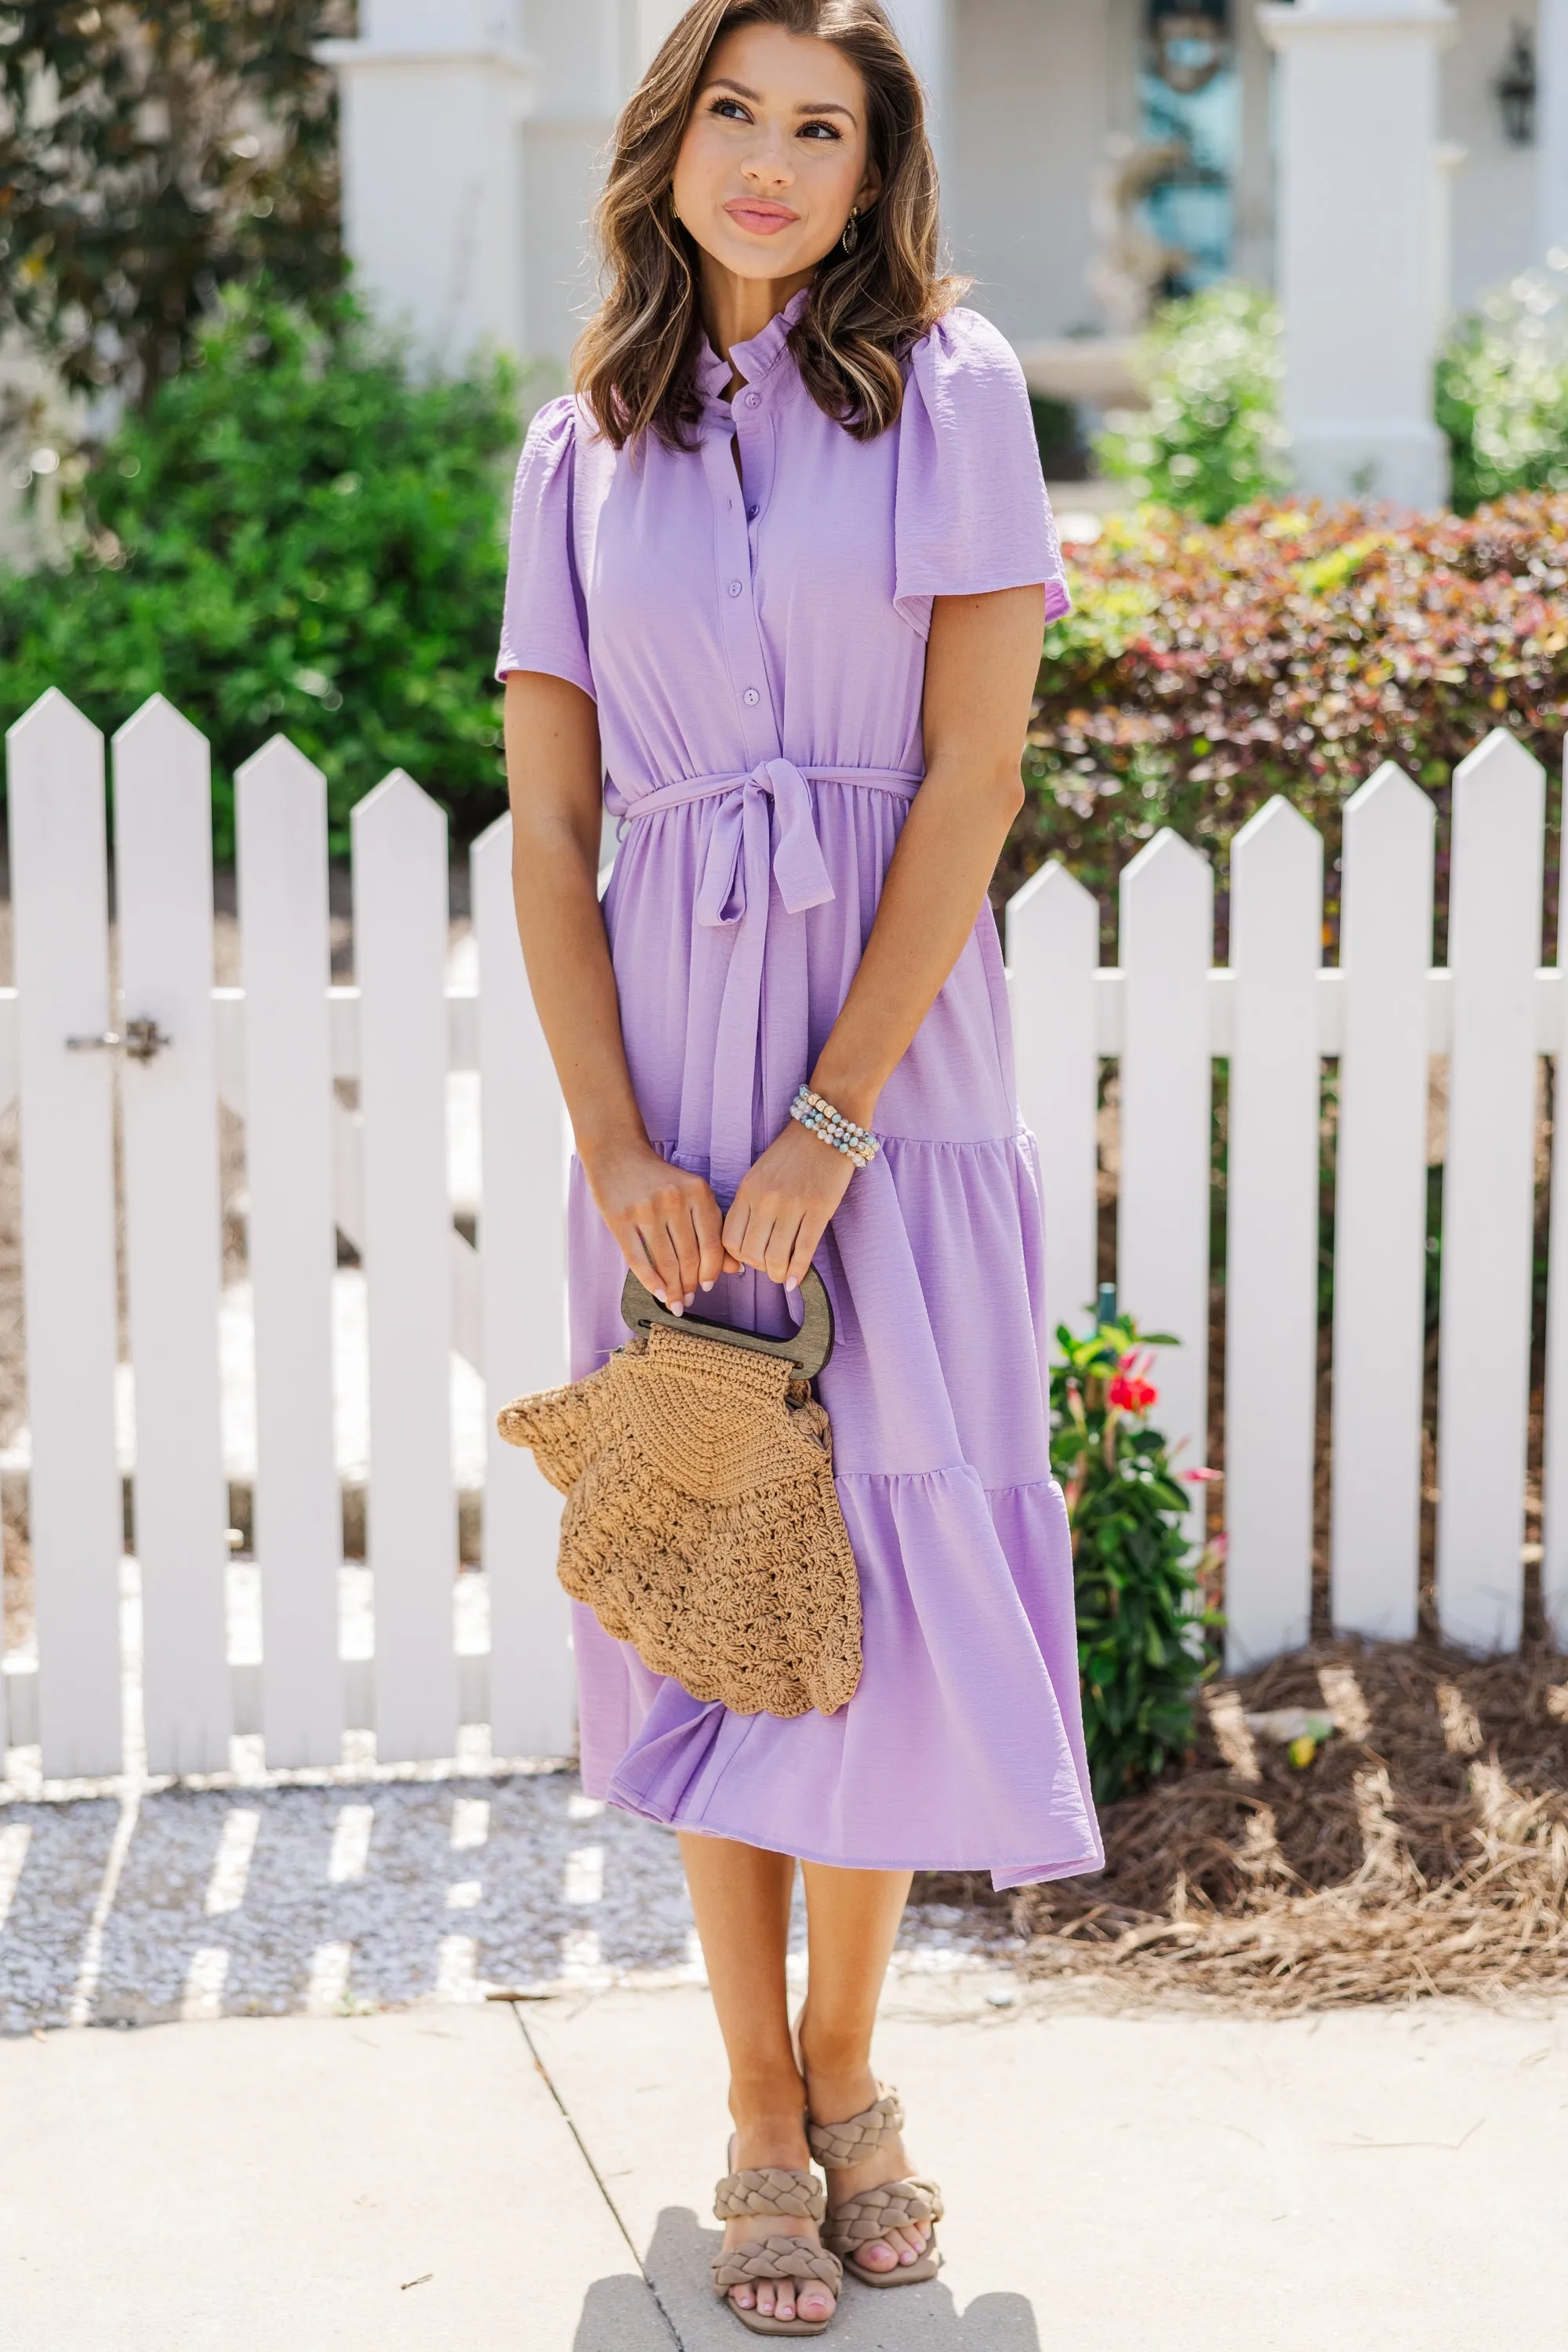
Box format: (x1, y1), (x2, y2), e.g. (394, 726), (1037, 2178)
(670, 23), (880, 282)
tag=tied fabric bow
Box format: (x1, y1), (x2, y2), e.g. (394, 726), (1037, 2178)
(608, 759), (920, 1200)
(695, 760), (834, 1198)
(694, 757), (836, 931)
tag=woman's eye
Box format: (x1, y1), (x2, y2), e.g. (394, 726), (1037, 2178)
(710, 96), (750, 122)
(799, 120), (842, 141)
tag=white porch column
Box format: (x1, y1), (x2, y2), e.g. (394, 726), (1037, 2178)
(1259, 0), (1454, 508)
(1540, 0), (1568, 255)
(320, 0), (535, 368)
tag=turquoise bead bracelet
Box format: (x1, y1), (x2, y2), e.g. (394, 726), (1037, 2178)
(789, 1083), (879, 1170)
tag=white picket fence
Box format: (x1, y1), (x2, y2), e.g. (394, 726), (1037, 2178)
(0, 691), (1563, 1785)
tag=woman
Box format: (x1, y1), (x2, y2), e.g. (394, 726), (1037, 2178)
(499, 0), (1101, 2331)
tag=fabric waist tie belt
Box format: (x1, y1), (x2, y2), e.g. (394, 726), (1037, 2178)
(606, 761), (922, 1199)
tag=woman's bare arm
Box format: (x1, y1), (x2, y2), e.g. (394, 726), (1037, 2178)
(504, 669), (734, 1309)
(720, 584), (1042, 1288)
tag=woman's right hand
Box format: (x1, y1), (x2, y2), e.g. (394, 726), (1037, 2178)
(581, 1137), (739, 1313)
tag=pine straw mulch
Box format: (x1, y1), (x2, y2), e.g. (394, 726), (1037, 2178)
(917, 1640), (1568, 2014)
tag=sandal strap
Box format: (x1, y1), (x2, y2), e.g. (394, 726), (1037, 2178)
(711, 2237), (844, 2296)
(823, 2176), (944, 2256)
(806, 2085), (904, 2169)
(713, 2167), (826, 2224)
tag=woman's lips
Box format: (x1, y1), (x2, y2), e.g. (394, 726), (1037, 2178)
(724, 201), (799, 236)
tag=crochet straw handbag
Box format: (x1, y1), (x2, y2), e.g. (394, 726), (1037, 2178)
(496, 1269), (862, 1720)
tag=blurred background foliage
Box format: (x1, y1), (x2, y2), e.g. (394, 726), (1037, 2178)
(1006, 493), (1568, 942)
(1094, 282), (1289, 524)
(1002, 269), (1568, 940)
(0, 0), (354, 414)
(1436, 252), (1568, 512)
(1094, 259), (1568, 529)
(0, 285), (517, 857)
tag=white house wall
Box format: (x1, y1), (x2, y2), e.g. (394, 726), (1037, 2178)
(952, 0), (1118, 339)
(1232, 0), (1277, 291)
(518, 0), (620, 385)
(523, 125), (606, 389)
(1443, 0), (1541, 308)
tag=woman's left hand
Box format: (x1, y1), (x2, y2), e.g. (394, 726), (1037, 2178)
(722, 1120), (857, 1290)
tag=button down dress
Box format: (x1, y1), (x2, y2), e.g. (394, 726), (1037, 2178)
(497, 296), (1102, 1888)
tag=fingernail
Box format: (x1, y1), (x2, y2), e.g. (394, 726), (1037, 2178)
(785, 1277), (799, 1294)
(652, 1288), (666, 1304)
(668, 1299), (683, 1316)
(684, 1293), (695, 1308)
(701, 1279), (715, 1292)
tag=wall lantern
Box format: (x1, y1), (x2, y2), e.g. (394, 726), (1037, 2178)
(1496, 25), (1537, 147)
(1148, 0), (1231, 95)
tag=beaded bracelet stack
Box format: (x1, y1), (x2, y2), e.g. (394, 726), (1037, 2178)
(789, 1083), (880, 1170)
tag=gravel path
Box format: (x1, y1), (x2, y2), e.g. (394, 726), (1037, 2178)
(0, 1764), (1014, 2035)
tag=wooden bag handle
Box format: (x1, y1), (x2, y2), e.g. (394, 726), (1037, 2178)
(619, 1265), (835, 1380)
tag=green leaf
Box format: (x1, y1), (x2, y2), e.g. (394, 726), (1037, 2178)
(0, 281), (521, 855)
(1052, 1305), (1217, 1800)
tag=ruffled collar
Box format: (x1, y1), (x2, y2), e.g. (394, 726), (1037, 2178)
(696, 286), (811, 410)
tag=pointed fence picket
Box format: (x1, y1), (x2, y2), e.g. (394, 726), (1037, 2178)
(473, 815), (575, 1759)
(113, 699), (231, 1775)
(1545, 744), (1568, 1646)
(354, 772), (459, 1762)
(5, 694), (123, 1780)
(1117, 830), (1214, 1523)
(1225, 800), (1323, 1664)
(2, 689), (1566, 1791)
(236, 737), (343, 1769)
(1006, 862), (1098, 1343)
(1436, 731), (1545, 1652)
(1330, 765), (1435, 1640)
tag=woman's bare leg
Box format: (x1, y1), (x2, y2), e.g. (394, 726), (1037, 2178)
(679, 1833), (833, 2326)
(797, 1863), (931, 2274)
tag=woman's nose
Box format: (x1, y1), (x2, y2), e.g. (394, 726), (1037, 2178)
(739, 134), (795, 188)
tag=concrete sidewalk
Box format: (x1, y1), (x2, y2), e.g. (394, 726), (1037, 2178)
(2, 2000), (664, 2352)
(5, 1980), (1567, 2352)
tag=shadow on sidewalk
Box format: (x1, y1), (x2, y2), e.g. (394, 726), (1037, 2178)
(610, 2207), (1044, 2350)
(573, 2267), (680, 2350)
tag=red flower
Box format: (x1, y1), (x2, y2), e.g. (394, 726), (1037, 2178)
(1108, 1374), (1159, 1414)
(1182, 1466), (1218, 1483)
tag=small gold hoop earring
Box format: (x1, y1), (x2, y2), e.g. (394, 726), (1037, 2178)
(840, 205), (860, 256)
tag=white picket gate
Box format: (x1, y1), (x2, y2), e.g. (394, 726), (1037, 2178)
(0, 691), (1563, 1785)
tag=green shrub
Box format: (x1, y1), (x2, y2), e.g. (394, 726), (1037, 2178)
(1002, 493), (1568, 921)
(1094, 283), (1288, 524)
(0, 282), (521, 857)
(1050, 1308), (1220, 1803)
(1438, 253), (1568, 513)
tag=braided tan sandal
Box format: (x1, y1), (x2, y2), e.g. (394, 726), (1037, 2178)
(711, 2151), (844, 2336)
(807, 2086), (944, 2289)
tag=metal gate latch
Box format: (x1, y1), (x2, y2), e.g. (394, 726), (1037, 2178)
(66, 1017), (173, 1063)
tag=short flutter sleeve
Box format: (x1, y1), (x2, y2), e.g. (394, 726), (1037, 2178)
(495, 396), (594, 696)
(894, 308), (1069, 637)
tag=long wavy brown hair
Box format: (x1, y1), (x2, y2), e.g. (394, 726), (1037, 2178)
(575, 0), (964, 450)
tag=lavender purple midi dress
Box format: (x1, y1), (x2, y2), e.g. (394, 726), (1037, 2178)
(497, 296), (1102, 1889)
